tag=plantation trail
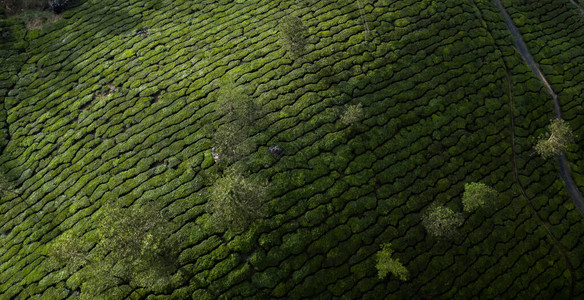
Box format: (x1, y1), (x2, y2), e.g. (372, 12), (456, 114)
(570, 0), (584, 16)
(495, 0), (580, 297)
(494, 0), (584, 216)
(505, 71), (575, 299)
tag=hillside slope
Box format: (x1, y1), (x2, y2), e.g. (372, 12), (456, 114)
(1, 0), (584, 298)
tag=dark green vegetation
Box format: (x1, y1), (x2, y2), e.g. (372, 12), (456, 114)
(1, 0), (584, 298)
(2, 0), (48, 12)
(1, 0), (63, 31)
(278, 15), (308, 59)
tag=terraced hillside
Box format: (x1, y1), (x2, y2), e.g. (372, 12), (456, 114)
(1, 0), (584, 298)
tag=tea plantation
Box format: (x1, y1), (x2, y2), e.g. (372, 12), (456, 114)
(1, 0), (584, 298)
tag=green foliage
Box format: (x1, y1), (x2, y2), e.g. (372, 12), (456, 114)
(212, 81), (259, 166)
(462, 182), (499, 212)
(47, 230), (88, 273)
(212, 122), (255, 166)
(97, 202), (175, 270)
(340, 103), (364, 126)
(208, 81), (269, 232)
(376, 243), (408, 281)
(216, 82), (259, 126)
(0, 173), (12, 199)
(6, 0), (583, 297)
(422, 203), (463, 238)
(534, 119), (574, 159)
(278, 15), (308, 59)
(48, 201), (178, 298)
(208, 164), (268, 232)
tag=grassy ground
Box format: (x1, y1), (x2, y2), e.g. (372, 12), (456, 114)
(1, 0), (584, 298)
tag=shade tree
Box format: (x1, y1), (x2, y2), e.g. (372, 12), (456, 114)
(376, 243), (409, 281)
(534, 119), (574, 159)
(462, 182), (499, 213)
(422, 203), (463, 238)
(48, 201), (179, 298)
(207, 164), (268, 232)
(278, 15), (308, 59)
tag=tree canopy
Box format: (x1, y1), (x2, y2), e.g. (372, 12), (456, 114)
(422, 203), (464, 238)
(48, 201), (178, 298)
(208, 164), (268, 232)
(462, 182), (499, 213)
(278, 15), (308, 58)
(534, 119), (574, 159)
(376, 243), (409, 281)
(212, 81), (259, 166)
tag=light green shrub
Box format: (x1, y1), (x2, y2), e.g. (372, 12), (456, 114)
(376, 243), (408, 281)
(340, 103), (364, 126)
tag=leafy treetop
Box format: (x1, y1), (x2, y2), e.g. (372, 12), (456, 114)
(376, 243), (409, 281)
(462, 182), (499, 213)
(535, 118), (574, 159)
(422, 203), (463, 238)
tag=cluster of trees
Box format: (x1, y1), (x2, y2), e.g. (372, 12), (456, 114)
(419, 118), (576, 239)
(208, 80), (269, 232)
(49, 202), (179, 297)
(47, 79), (275, 296)
(377, 183), (500, 280)
(378, 119), (576, 280)
(422, 182), (500, 239)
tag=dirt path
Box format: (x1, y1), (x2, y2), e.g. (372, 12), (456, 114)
(569, 0), (584, 16)
(505, 71), (575, 300)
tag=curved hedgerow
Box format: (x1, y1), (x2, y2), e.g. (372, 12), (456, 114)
(0, 0), (583, 299)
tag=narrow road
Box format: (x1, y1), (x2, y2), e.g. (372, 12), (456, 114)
(494, 0), (584, 216)
(569, 0), (584, 16)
